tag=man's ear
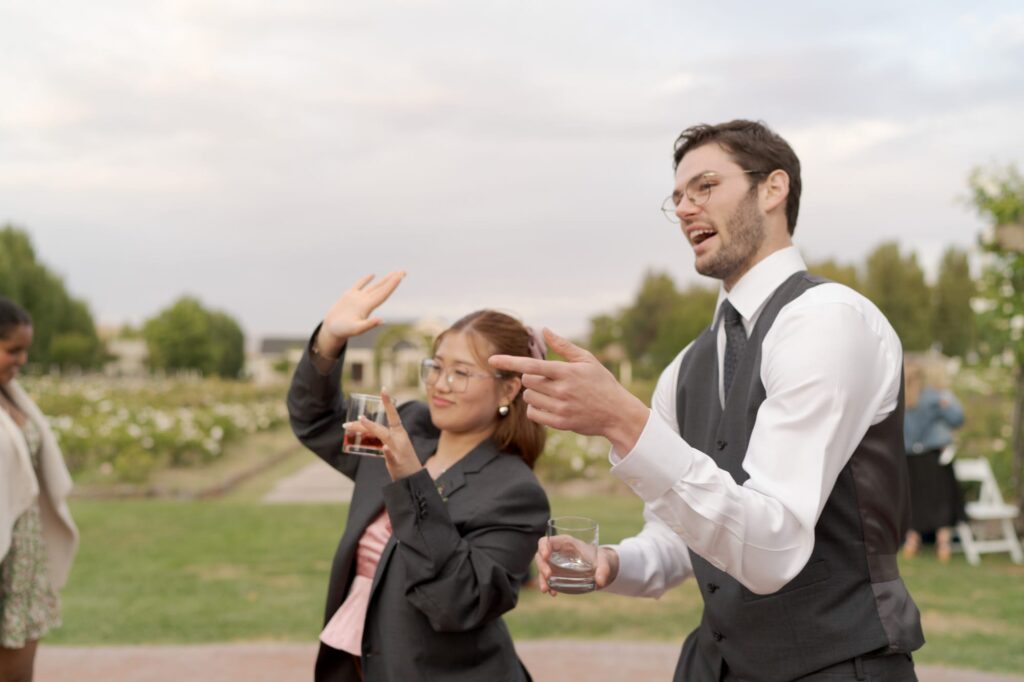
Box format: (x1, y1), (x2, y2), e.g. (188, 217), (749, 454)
(761, 169), (789, 215)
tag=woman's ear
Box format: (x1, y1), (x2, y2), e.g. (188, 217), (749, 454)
(501, 375), (522, 405)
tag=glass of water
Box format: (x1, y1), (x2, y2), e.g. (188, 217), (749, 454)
(546, 516), (598, 594)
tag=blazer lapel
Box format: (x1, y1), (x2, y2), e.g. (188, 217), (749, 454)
(433, 438), (499, 502)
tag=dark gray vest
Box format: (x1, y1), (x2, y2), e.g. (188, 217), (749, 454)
(674, 271), (924, 682)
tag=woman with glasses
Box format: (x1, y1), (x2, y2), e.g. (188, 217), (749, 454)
(287, 272), (549, 682)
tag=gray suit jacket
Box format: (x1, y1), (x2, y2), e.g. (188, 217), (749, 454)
(288, 338), (549, 682)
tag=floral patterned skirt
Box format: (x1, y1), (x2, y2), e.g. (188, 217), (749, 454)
(0, 500), (61, 648)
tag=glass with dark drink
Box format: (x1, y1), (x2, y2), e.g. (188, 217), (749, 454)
(343, 393), (387, 456)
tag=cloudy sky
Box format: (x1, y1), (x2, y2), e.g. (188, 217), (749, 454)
(2, 1), (1022, 344)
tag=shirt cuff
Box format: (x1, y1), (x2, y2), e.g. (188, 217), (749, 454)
(609, 409), (695, 503)
(601, 541), (650, 596)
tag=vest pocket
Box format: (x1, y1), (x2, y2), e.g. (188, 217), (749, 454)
(741, 559), (830, 602)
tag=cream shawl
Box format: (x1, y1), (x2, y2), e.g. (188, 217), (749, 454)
(0, 380), (79, 589)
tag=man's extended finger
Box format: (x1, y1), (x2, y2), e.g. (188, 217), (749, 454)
(523, 404), (570, 431)
(520, 373), (554, 391)
(542, 328), (595, 363)
(489, 354), (566, 378)
(521, 388), (563, 415)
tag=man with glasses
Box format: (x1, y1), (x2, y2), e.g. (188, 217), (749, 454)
(491, 120), (923, 681)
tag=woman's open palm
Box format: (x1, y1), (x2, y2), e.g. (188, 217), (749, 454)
(322, 272), (405, 342)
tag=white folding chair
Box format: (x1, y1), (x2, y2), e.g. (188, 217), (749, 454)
(952, 455), (1024, 565)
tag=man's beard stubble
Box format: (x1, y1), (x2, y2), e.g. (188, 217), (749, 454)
(695, 190), (767, 282)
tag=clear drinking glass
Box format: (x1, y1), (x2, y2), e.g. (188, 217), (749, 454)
(546, 516), (599, 594)
(342, 393), (387, 456)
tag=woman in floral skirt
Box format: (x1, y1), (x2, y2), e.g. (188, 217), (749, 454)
(0, 298), (78, 681)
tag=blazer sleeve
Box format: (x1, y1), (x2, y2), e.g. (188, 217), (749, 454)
(286, 326), (360, 480)
(381, 466), (549, 633)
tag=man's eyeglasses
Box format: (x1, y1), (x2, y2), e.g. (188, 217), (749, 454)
(420, 358), (501, 393)
(660, 169), (767, 223)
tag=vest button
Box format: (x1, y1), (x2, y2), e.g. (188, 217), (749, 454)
(707, 583), (719, 593)
(712, 631), (724, 642)
(716, 440), (727, 451)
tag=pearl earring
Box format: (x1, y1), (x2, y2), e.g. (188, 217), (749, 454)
(498, 405), (510, 417)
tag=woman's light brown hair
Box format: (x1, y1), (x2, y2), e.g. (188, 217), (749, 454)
(434, 310), (546, 468)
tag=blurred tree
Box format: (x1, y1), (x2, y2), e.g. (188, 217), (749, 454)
(583, 312), (632, 382)
(587, 313), (623, 356)
(647, 284), (717, 373)
(862, 242), (933, 352)
(620, 270), (680, 378)
(931, 246), (975, 357)
(968, 163), (1024, 507)
(49, 333), (101, 369)
(209, 312), (245, 378)
(143, 296), (246, 378)
(0, 224), (103, 369)
(117, 323), (143, 339)
(807, 258), (861, 292)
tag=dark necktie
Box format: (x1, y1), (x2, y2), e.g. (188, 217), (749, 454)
(721, 300), (747, 400)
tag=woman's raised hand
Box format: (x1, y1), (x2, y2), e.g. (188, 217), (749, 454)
(318, 272), (405, 355)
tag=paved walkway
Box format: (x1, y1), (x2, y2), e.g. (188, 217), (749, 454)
(261, 458), (352, 504)
(36, 641), (1024, 681)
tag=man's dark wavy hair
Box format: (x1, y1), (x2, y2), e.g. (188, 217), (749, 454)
(673, 119), (802, 235)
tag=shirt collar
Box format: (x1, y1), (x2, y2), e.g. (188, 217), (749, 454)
(715, 246), (806, 325)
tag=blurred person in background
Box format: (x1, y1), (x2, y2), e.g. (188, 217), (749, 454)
(902, 357), (966, 563)
(287, 273), (550, 682)
(0, 297), (78, 682)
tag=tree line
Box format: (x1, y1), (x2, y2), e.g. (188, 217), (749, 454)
(0, 225), (245, 378)
(586, 241), (974, 381)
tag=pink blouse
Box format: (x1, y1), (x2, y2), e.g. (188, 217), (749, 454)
(320, 510), (393, 655)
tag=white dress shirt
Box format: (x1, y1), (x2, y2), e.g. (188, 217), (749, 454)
(604, 247), (903, 597)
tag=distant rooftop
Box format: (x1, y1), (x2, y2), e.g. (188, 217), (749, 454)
(259, 321), (418, 354)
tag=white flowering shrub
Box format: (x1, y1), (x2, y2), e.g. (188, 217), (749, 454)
(536, 429), (611, 482)
(22, 375), (287, 483)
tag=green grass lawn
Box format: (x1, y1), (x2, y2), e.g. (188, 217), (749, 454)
(53, 497), (1024, 674)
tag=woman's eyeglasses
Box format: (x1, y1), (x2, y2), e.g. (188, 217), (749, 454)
(420, 358), (502, 393)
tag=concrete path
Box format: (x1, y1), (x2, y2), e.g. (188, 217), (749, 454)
(261, 458), (352, 504)
(36, 641), (1024, 682)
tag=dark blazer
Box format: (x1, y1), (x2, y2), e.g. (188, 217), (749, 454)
(288, 338), (549, 682)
